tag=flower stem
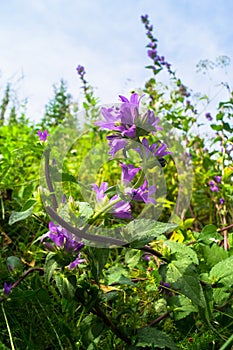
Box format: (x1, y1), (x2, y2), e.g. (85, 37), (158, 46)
(1, 303), (15, 350)
(44, 148), (58, 210)
(93, 304), (131, 345)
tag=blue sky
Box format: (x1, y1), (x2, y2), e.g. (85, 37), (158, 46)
(1, 0), (233, 121)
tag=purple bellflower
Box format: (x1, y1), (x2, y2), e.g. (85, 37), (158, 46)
(208, 180), (219, 192)
(67, 253), (86, 270)
(120, 163), (140, 185)
(95, 93), (162, 158)
(38, 130), (49, 142)
(92, 182), (132, 219)
(138, 138), (171, 159)
(219, 198), (225, 205)
(41, 222), (85, 270)
(128, 179), (157, 204)
(3, 282), (13, 295)
(214, 175), (222, 183)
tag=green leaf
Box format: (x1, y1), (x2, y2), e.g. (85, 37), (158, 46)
(125, 249), (142, 268)
(213, 287), (230, 305)
(78, 201), (94, 220)
(167, 259), (206, 307)
(106, 266), (129, 285)
(164, 241), (199, 264)
(136, 327), (177, 349)
(44, 252), (58, 283)
(209, 255), (233, 287)
(199, 244), (229, 270)
(171, 295), (197, 320)
(8, 204), (35, 225)
(210, 124), (223, 131)
(80, 314), (105, 349)
(88, 247), (109, 283)
(55, 273), (76, 300)
(197, 224), (222, 244)
(126, 219), (178, 248)
(21, 199), (37, 211)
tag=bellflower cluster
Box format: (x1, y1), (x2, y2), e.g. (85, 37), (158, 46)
(141, 14), (172, 75)
(94, 93), (171, 217)
(76, 64), (88, 92)
(95, 93), (164, 158)
(41, 222), (85, 269)
(92, 162), (157, 219)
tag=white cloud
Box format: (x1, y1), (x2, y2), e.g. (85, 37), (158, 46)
(0, 0), (232, 122)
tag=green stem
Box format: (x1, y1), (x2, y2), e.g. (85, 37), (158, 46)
(219, 333), (233, 350)
(1, 303), (15, 350)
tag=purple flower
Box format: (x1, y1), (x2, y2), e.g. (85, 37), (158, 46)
(136, 138), (171, 161)
(92, 183), (132, 219)
(95, 106), (121, 131)
(110, 195), (132, 219)
(92, 182), (108, 203)
(95, 93), (162, 143)
(128, 179), (156, 204)
(208, 180), (215, 187)
(214, 175), (222, 183)
(42, 222), (84, 253)
(3, 282), (12, 295)
(76, 65), (85, 77)
(219, 198), (225, 205)
(38, 130), (49, 142)
(205, 112), (213, 121)
(67, 253), (86, 270)
(147, 49), (157, 59)
(41, 222), (85, 270)
(120, 163), (140, 185)
(210, 185), (219, 192)
(158, 281), (172, 296)
(107, 135), (127, 158)
(142, 253), (151, 261)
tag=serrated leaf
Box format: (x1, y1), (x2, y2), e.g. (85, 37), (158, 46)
(171, 295), (197, 320)
(209, 255), (233, 286)
(164, 241), (199, 264)
(126, 219), (178, 248)
(21, 199), (37, 211)
(210, 124), (223, 131)
(167, 259), (206, 308)
(106, 266), (129, 285)
(136, 327), (177, 349)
